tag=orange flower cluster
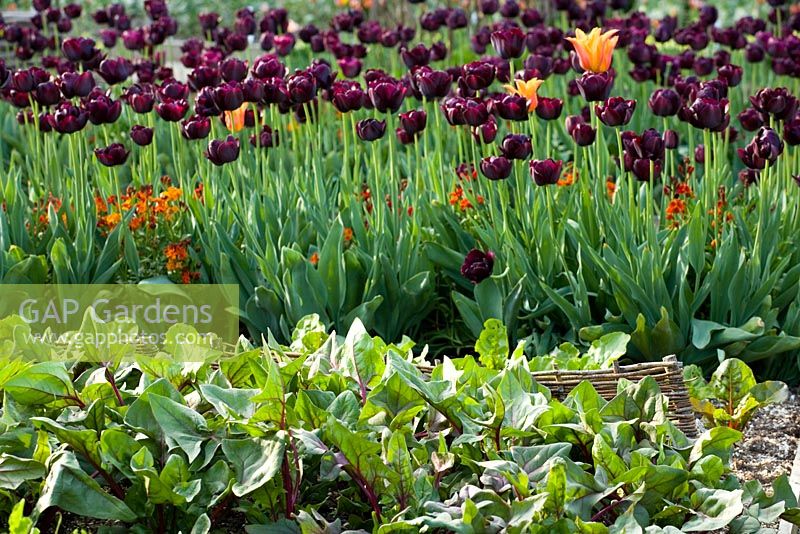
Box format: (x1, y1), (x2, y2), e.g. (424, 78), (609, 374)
(557, 162), (577, 187)
(96, 184), (183, 233)
(30, 195), (66, 232)
(664, 159), (696, 227)
(164, 239), (200, 284)
(450, 163), (484, 212)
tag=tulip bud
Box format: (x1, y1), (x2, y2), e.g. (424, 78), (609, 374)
(461, 249), (495, 284)
(530, 159), (563, 186)
(130, 125), (154, 146)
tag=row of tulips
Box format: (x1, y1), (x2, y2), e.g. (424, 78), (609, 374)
(1, 0), (800, 381)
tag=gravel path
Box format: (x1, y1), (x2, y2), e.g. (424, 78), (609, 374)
(731, 388), (800, 491)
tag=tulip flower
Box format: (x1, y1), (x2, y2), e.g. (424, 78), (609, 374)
(530, 159), (563, 186)
(595, 97), (636, 127)
(784, 118), (800, 146)
(462, 61), (496, 91)
(130, 125), (154, 146)
(181, 115), (211, 140)
(205, 136), (240, 166)
(480, 156), (512, 180)
(491, 27), (525, 59)
(566, 28), (619, 74)
(155, 99), (189, 122)
(472, 116), (498, 144)
(535, 97), (563, 120)
(413, 68), (452, 99)
(47, 102), (88, 133)
(503, 78), (543, 112)
(368, 81), (406, 113)
(356, 119), (386, 141)
(750, 87), (798, 122)
(223, 103), (248, 134)
(250, 126), (279, 148)
(97, 57), (134, 85)
(58, 71), (94, 99)
(648, 89), (681, 117)
(575, 71), (614, 102)
(500, 134), (532, 160)
(94, 143), (130, 166)
(570, 122), (597, 146)
(399, 110), (427, 136)
(461, 249), (495, 284)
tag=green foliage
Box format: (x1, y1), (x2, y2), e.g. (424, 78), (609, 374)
(684, 358), (789, 431)
(0, 318), (797, 532)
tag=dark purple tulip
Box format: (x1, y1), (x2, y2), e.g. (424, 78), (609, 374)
(155, 99), (189, 122)
(461, 249), (495, 284)
(500, 0), (521, 18)
(530, 159), (563, 186)
(205, 136), (240, 166)
(61, 37), (97, 62)
(99, 29), (118, 48)
(570, 122), (597, 146)
(663, 130), (679, 149)
(750, 88), (798, 122)
(648, 89), (680, 117)
(368, 81), (406, 113)
(462, 99), (489, 127)
(12, 68), (44, 93)
(274, 34), (296, 56)
(181, 115), (211, 140)
(446, 9), (468, 29)
(462, 61), (496, 91)
(308, 60), (335, 91)
(338, 57), (362, 79)
(752, 127), (784, 163)
(286, 72), (316, 105)
(494, 94), (528, 121)
(98, 57), (134, 85)
(784, 118), (800, 146)
(356, 118), (386, 142)
(693, 57), (714, 76)
(535, 97), (563, 121)
(252, 55), (286, 79)
(717, 64), (742, 87)
(399, 110), (427, 136)
(198, 12), (219, 31)
(259, 32), (275, 52)
(480, 0), (500, 14)
(396, 128), (414, 145)
(331, 81), (366, 113)
(46, 103), (87, 133)
(188, 66), (221, 91)
(575, 71), (614, 102)
(32, 0), (50, 11)
(240, 79), (265, 103)
(400, 44), (430, 69)
(472, 115), (498, 144)
(430, 41), (447, 62)
(491, 28), (525, 59)
(213, 82), (245, 111)
(738, 108), (765, 132)
(64, 3), (81, 18)
(122, 29), (145, 50)
(225, 32), (249, 52)
(130, 125), (153, 146)
(745, 44), (764, 63)
(500, 133), (532, 160)
(127, 91), (155, 114)
(85, 93), (122, 124)
(480, 156), (512, 180)
(250, 125), (279, 148)
(683, 97), (730, 131)
(94, 143), (129, 166)
(221, 58), (248, 83)
(33, 82), (61, 106)
(596, 97), (636, 127)
(414, 68), (452, 99)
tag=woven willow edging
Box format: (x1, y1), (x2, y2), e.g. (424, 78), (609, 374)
(528, 355), (696, 437)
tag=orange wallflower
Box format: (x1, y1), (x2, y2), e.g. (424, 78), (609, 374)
(666, 198), (687, 221)
(343, 227), (354, 242)
(224, 103), (248, 132)
(503, 78), (543, 111)
(566, 28), (619, 73)
(309, 252), (320, 266)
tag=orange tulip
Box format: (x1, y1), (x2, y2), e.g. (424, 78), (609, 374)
(566, 28), (619, 73)
(224, 103), (248, 132)
(503, 78), (544, 112)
